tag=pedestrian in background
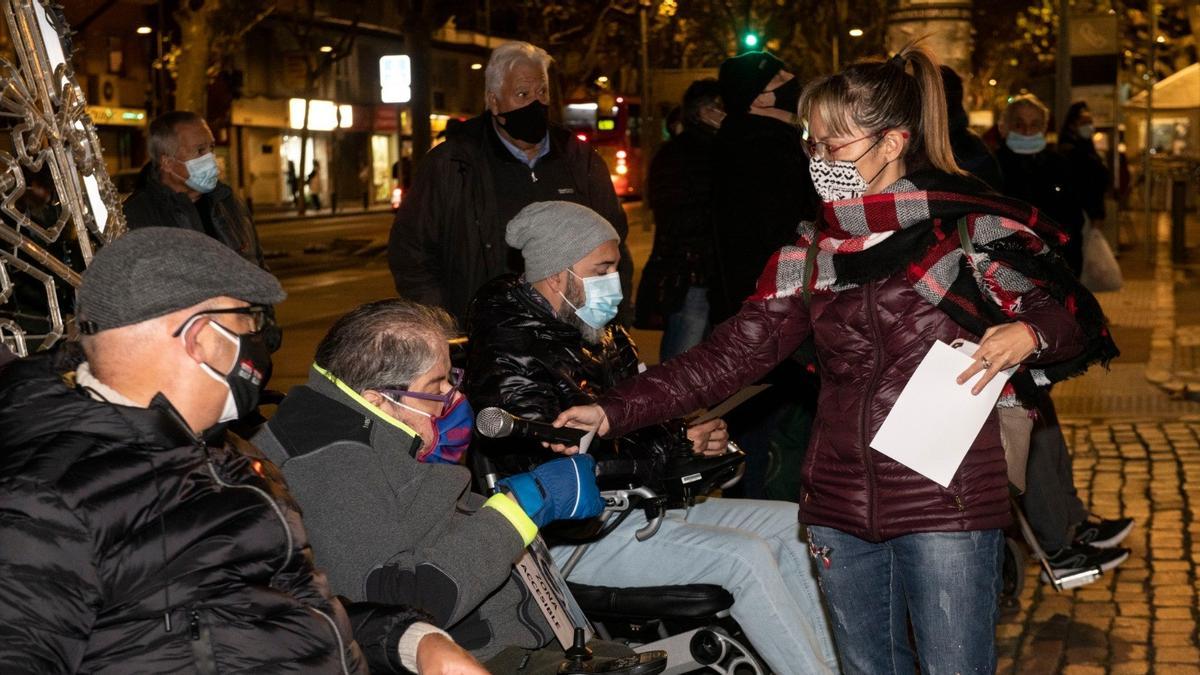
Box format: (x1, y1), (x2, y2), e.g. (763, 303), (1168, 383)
(709, 50), (816, 324)
(708, 51), (821, 499)
(124, 111), (266, 269)
(941, 65), (1003, 190)
(635, 79), (724, 361)
(1059, 101), (1110, 230)
(995, 95), (1085, 275)
(388, 41), (630, 324)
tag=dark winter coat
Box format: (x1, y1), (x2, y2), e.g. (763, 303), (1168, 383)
(949, 117), (1004, 191)
(466, 274), (685, 481)
(388, 113), (631, 323)
(709, 113), (818, 323)
(123, 164), (265, 269)
(1058, 133), (1109, 222)
(996, 145), (1086, 276)
(635, 128), (718, 329)
(0, 346), (391, 673)
(597, 273), (1085, 542)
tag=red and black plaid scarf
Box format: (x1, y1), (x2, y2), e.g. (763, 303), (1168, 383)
(753, 169), (1118, 398)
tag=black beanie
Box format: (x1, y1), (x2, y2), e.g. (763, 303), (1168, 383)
(718, 51), (785, 114)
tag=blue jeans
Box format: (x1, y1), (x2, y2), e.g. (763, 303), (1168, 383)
(807, 526), (1003, 675)
(551, 498), (839, 675)
(659, 286), (709, 362)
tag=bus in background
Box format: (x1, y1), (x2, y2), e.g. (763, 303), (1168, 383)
(562, 94), (642, 199)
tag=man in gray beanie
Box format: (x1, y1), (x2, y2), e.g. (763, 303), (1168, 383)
(0, 227), (483, 673)
(466, 205), (839, 675)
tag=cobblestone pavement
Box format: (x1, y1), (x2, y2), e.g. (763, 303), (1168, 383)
(996, 418), (1200, 674)
(996, 211), (1200, 674)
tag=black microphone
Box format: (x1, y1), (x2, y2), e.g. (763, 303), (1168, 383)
(475, 407), (588, 446)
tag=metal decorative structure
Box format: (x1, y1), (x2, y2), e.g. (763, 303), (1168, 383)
(0, 0), (125, 356)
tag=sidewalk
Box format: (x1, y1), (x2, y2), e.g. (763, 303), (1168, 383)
(253, 203), (393, 224)
(997, 208), (1200, 674)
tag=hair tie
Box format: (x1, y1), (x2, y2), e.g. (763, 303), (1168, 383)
(889, 53), (906, 70)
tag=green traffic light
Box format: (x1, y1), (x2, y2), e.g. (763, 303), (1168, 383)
(743, 33), (759, 48)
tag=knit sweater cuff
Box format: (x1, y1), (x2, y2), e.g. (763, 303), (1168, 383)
(397, 622), (452, 672)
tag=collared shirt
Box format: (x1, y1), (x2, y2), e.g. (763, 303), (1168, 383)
(492, 119), (550, 169)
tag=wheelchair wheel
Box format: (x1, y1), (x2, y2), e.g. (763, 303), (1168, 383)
(1000, 536), (1026, 607)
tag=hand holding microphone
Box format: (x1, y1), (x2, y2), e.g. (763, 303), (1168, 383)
(476, 407), (588, 446)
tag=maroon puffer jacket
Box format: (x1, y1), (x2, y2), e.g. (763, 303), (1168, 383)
(599, 272), (1085, 542)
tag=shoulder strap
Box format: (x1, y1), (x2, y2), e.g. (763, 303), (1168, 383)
(801, 234), (820, 306)
(957, 216), (975, 256)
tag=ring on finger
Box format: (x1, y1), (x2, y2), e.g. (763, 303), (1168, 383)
(981, 357), (992, 369)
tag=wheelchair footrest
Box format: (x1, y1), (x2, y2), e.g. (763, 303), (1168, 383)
(568, 583), (733, 621)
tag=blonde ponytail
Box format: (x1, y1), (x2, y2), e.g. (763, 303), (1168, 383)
(894, 43), (965, 175)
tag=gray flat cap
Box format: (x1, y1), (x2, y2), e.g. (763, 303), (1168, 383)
(505, 202), (619, 282)
(77, 227), (285, 334)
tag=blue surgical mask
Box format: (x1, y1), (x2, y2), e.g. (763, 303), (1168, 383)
(183, 153), (220, 193)
(561, 270), (622, 329)
(1076, 124), (1095, 139)
(1005, 132), (1047, 155)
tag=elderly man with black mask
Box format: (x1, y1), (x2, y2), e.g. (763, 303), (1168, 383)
(0, 228), (481, 674)
(388, 41), (632, 324)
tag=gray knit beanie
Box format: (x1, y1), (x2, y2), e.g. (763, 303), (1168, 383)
(505, 202), (619, 282)
(77, 227), (285, 334)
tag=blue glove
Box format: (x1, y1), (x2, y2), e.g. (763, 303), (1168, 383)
(496, 455), (604, 529)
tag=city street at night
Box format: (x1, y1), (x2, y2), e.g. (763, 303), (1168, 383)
(1, 0), (1199, 673)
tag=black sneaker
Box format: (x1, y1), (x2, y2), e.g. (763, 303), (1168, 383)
(1073, 516), (1135, 549)
(1040, 543), (1130, 583)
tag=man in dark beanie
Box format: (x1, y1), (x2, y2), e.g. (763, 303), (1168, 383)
(709, 52), (820, 501)
(710, 51), (816, 323)
(940, 65), (1003, 190)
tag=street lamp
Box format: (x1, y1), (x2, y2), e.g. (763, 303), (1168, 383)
(988, 78), (997, 86)
(848, 28), (864, 38)
(319, 45), (333, 53)
(136, 25), (152, 35)
(470, 63), (482, 70)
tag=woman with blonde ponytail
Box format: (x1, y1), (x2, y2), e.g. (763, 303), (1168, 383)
(553, 43), (1118, 674)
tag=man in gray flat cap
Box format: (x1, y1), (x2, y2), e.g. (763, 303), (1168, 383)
(0, 227), (484, 674)
(466, 202), (839, 675)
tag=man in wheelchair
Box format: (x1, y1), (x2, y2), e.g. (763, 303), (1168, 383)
(464, 201), (839, 675)
(252, 299), (658, 672)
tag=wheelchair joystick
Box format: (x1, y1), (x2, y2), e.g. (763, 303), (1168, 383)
(564, 627), (593, 664)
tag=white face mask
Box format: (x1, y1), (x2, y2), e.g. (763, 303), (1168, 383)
(809, 156), (872, 202)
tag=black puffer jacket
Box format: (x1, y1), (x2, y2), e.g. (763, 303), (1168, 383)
(465, 275), (686, 480)
(0, 346), (372, 674)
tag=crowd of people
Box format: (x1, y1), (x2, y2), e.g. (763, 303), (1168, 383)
(0, 35), (1129, 675)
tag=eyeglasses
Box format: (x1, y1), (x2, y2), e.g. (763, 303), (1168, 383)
(172, 305), (273, 337)
(802, 130), (885, 162)
(379, 367), (465, 416)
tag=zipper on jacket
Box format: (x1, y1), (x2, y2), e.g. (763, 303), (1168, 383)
(861, 282), (884, 540)
(309, 606), (352, 675)
(187, 607), (219, 675)
(206, 461), (350, 675)
(205, 460), (293, 574)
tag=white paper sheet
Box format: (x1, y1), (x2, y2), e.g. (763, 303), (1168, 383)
(869, 340), (1013, 487)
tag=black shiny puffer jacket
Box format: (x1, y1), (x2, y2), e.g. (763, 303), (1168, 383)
(0, 346), (370, 674)
(466, 274), (688, 481)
